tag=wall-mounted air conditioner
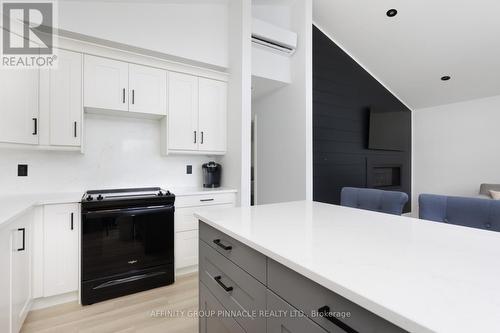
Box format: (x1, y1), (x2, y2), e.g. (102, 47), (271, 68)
(251, 18), (297, 55)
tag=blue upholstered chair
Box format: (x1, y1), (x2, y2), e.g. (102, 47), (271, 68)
(419, 194), (500, 232)
(340, 187), (409, 215)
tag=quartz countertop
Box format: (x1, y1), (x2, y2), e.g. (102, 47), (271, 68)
(0, 192), (83, 229)
(194, 200), (500, 333)
(171, 186), (237, 196)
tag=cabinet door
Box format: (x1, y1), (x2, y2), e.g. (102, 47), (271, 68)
(43, 204), (79, 297)
(199, 282), (246, 333)
(267, 290), (329, 333)
(175, 230), (198, 269)
(84, 55), (128, 112)
(198, 78), (227, 153)
(167, 72), (199, 151)
(0, 68), (39, 144)
(129, 64), (167, 116)
(46, 49), (82, 146)
(10, 210), (34, 333)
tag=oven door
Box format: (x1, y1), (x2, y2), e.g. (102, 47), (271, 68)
(81, 204), (174, 282)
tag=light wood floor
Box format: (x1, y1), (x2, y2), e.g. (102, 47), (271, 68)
(21, 273), (198, 333)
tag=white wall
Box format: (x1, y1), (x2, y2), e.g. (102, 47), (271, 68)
(58, 0), (228, 68)
(253, 0), (312, 204)
(0, 114), (212, 195)
(413, 94), (500, 209)
(220, 0), (252, 206)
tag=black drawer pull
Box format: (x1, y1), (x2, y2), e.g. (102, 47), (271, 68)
(214, 275), (233, 292)
(70, 212), (74, 230)
(17, 228), (26, 251)
(318, 306), (358, 333)
(213, 239), (232, 250)
(32, 118), (37, 135)
(200, 198), (214, 202)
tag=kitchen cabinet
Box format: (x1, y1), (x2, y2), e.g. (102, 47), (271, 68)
(84, 55), (166, 116)
(165, 73), (227, 155)
(198, 78), (227, 152)
(0, 209), (34, 333)
(174, 192), (235, 272)
(40, 49), (83, 147)
(128, 64), (167, 115)
(84, 55), (129, 112)
(42, 204), (80, 297)
(0, 68), (39, 145)
(167, 72), (199, 151)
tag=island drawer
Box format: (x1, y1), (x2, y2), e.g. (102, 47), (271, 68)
(199, 221), (267, 283)
(199, 240), (266, 333)
(267, 289), (329, 333)
(267, 259), (408, 333)
(199, 281), (246, 333)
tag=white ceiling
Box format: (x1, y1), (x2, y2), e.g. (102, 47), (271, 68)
(313, 0), (500, 109)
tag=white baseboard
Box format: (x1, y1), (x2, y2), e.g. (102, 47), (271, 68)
(176, 265), (198, 278)
(31, 292), (79, 311)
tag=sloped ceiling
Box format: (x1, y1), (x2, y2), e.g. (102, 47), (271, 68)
(313, 0), (500, 109)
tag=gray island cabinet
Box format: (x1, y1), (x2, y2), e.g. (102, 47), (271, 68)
(198, 221), (407, 333)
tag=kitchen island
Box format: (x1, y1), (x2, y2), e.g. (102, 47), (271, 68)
(195, 200), (500, 333)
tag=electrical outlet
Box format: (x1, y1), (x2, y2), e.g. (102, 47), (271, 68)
(18, 164), (28, 177)
(186, 165), (192, 174)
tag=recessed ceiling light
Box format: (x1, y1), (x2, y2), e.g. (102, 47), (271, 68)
(386, 9), (398, 17)
(441, 76), (451, 81)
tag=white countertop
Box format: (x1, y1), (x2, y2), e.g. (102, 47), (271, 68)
(0, 187), (236, 228)
(195, 200), (500, 333)
(0, 192), (83, 229)
(172, 186), (237, 196)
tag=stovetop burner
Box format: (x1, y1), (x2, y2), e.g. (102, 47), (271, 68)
(82, 187), (175, 211)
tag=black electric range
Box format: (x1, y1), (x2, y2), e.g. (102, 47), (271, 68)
(81, 187), (175, 305)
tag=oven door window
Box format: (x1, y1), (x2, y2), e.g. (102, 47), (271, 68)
(82, 206), (174, 281)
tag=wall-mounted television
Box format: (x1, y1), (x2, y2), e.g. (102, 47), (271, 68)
(368, 108), (410, 151)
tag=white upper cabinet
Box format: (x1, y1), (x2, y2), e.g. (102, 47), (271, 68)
(43, 204), (79, 297)
(84, 55), (167, 116)
(84, 55), (129, 112)
(0, 69), (39, 145)
(198, 78), (227, 153)
(129, 64), (167, 116)
(167, 72), (199, 151)
(42, 49), (83, 147)
(165, 73), (227, 155)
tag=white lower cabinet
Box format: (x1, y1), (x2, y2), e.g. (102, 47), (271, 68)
(0, 209), (34, 333)
(174, 192), (236, 272)
(42, 204), (80, 297)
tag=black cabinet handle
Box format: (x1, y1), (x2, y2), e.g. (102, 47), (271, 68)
(201, 131), (204, 144)
(213, 239), (232, 251)
(318, 306), (358, 333)
(214, 275), (233, 292)
(132, 89), (135, 104)
(17, 228), (25, 251)
(122, 88), (126, 103)
(70, 212), (74, 230)
(200, 198), (214, 202)
(74, 121), (77, 137)
(32, 118), (37, 135)
(194, 131), (197, 144)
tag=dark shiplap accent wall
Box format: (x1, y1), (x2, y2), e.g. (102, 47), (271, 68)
(313, 26), (412, 212)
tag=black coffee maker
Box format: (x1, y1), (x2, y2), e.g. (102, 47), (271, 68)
(202, 162), (221, 188)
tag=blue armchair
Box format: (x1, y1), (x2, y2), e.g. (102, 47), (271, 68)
(340, 187), (409, 215)
(419, 194), (500, 232)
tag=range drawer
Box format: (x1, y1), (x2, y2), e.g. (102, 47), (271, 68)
(199, 221), (266, 283)
(267, 259), (408, 333)
(267, 289), (329, 333)
(199, 240), (266, 333)
(200, 281), (246, 333)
